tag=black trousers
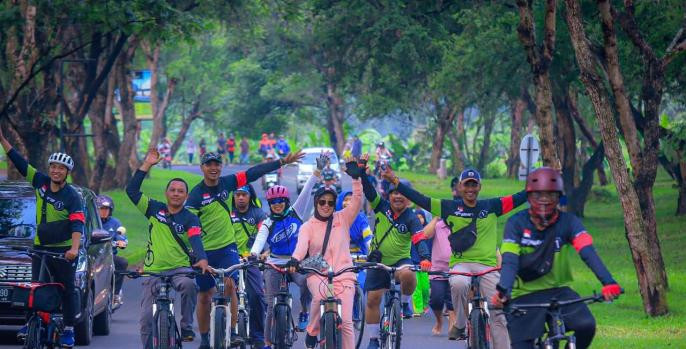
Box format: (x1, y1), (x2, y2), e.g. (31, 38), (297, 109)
(507, 287), (596, 349)
(113, 255), (129, 294)
(31, 246), (78, 327)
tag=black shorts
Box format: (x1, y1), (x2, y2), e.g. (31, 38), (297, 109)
(364, 258), (412, 291)
(506, 287), (595, 343)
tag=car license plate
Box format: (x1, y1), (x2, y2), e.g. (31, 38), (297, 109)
(0, 286), (13, 303)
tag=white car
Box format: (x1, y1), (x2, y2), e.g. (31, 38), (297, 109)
(296, 147), (341, 193)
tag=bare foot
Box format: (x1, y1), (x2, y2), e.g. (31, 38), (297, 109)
(432, 319), (442, 335)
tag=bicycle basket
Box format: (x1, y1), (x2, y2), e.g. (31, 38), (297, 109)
(10, 282), (64, 312)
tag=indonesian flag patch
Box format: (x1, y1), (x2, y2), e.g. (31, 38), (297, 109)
(523, 228), (532, 238)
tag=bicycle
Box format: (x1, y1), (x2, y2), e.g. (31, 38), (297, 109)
(299, 263), (371, 349)
(505, 291), (621, 349)
(350, 254), (368, 349)
(428, 266), (500, 349)
(364, 263), (419, 349)
(209, 261), (256, 349)
(120, 270), (198, 349)
(4, 248), (67, 349)
(260, 262), (298, 349)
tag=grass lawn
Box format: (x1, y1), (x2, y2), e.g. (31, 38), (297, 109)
(397, 170), (685, 348)
(102, 168), (202, 265)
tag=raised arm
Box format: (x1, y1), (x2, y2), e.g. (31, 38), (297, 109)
(292, 174), (318, 218)
(340, 179), (362, 224)
(250, 219), (271, 256)
(126, 148), (160, 213)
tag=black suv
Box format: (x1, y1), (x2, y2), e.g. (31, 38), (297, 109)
(0, 181), (115, 345)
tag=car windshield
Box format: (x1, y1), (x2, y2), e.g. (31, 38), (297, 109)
(302, 152), (339, 165)
(0, 198), (36, 239)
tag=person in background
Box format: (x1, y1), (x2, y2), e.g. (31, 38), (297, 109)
(186, 138), (196, 164)
(422, 217), (457, 336)
(450, 176), (462, 200)
(259, 133), (270, 158)
(276, 135), (290, 157)
(351, 134), (362, 159)
(411, 208), (432, 317)
(96, 195), (128, 310)
(157, 137), (172, 169)
(342, 137), (353, 159)
(227, 134), (236, 165)
(268, 132), (277, 150)
(216, 132), (227, 165)
(199, 138), (207, 158)
(240, 136), (250, 164)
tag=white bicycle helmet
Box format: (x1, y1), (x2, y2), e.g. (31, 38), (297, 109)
(48, 152), (74, 171)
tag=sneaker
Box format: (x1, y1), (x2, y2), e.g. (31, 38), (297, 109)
(181, 328), (196, 342)
(230, 331), (244, 347)
(305, 334), (318, 348)
(113, 295), (123, 311)
(366, 338), (380, 349)
(298, 312), (309, 332)
(60, 329), (75, 348)
(252, 340), (265, 349)
(198, 344), (211, 349)
(448, 326), (466, 341)
(17, 325), (28, 341)
(401, 302), (413, 319)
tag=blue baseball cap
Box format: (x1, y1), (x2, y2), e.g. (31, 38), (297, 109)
(459, 169), (481, 184)
(236, 185), (251, 194)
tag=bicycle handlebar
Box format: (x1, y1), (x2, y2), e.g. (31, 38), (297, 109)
(298, 265), (361, 278)
(10, 246), (67, 260)
(505, 290), (624, 315)
(117, 270), (200, 279)
(210, 261), (257, 275)
(426, 266), (501, 278)
(356, 263), (420, 273)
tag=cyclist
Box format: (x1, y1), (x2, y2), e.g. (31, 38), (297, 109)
(229, 184), (268, 349)
(319, 168), (340, 193)
(335, 190), (373, 256)
(126, 148), (211, 347)
(450, 176), (462, 200)
(493, 167), (622, 349)
(96, 195), (128, 310)
(0, 129), (84, 348)
(422, 217), (456, 336)
(186, 150), (304, 349)
(276, 135), (290, 157)
(250, 156), (324, 347)
(358, 155), (431, 349)
(380, 167), (527, 349)
(411, 209), (431, 317)
(289, 158), (365, 349)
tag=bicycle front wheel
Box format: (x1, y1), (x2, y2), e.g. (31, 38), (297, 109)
(24, 316), (43, 349)
(386, 300), (402, 349)
(213, 306), (227, 349)
(468, 309), (488, 349)
(155, 308), (173, 349)
(272, 304), (292, 349)
(237, 310), (249, 349)
(353, 284), (365, 349)
(321, 311), (341, 349)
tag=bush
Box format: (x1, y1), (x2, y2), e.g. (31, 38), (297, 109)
(590, 186), (616, 203)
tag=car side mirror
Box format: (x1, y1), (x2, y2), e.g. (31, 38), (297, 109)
(91, 229), (112, 244)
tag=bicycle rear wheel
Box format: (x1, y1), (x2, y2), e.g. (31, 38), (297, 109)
(468, 309), (488, 349)
(213, 306), (227, 349)
(24, 316), (43, 349)
(155, 308), (173, 349)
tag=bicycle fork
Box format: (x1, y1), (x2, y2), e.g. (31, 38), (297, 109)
(210, 303), (232, 348)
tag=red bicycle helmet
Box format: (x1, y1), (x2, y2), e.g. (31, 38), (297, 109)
(526, 167), (564, 193)
(266, 185), (290, 200)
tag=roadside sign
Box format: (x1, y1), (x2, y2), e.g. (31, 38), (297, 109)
(519, 134), (540, 181)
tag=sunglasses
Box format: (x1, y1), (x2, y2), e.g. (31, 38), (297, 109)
(317, 199), (335, 207)
(268, 198), (287, 205)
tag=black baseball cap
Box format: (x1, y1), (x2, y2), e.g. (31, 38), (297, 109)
(201, 152), (222, 165)
(459, 169), (481, 184)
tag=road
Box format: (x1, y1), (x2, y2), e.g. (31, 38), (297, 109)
(0, 163), (466, 348)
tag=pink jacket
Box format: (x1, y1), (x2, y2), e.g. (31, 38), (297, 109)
(293, 179), (362, 283)
(430, 220), (452, 280)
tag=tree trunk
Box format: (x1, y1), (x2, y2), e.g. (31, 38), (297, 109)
(564, 0), (668, 316)
(568, 144), (605, 216)
(447, 111), (465, 175)
(429, 101), (457, 173)
(567, 91), (609, 185)
(114, 40), (139, 188)
(476, 113), (496, 176)
(553, 83), (577, 194)
(516, 0), (561, 168)
(143, 41), (176, 149)
(170, 101), (201, 159)
(325, 77), (345, 154)
(507, 97), (525, 178)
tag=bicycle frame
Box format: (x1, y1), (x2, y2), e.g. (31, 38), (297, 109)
(209, 270), (232, 349)
(152, 275), (180, 349)
(262, 262), (297, 348)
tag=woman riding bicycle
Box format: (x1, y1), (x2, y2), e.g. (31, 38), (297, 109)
(250, 154), (327, 347)
(494, 167), (622, 349)
(289, 158), (364, 349)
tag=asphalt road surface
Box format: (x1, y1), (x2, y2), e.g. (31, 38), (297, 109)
(0, 163), (467, 349)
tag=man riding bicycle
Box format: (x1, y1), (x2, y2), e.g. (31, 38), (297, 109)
(186, 150), (304, 349)
(493, 167), (622, 349)
(96, 195), (128, 310)
(381, 167), (527, 349)
(1, 129), (84, 348)
(359, 155), (431, 349)
(126, 148), (212, 347)
(229, 184), (268, 349)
